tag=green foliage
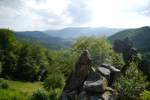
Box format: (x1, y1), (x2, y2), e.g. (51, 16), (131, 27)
(0, 78), (9, 89)
(0, 29), (19, 78)
(43, 72), (65, 100)
(43, 73), (65, 91)
(0, 29), (17, 50)
(0, 29), (53, 81)
(15, 44), (41, 81)
(0, 89), (28, 100)
(0, 82), (9, 89)
(48, 49), (79, 77)
(140, 90), (150, 100)
(31, 89), (49, 100)
(113, 62), (148, 100)
(73, 36), (122, 66)
(49, 89), (62, 100)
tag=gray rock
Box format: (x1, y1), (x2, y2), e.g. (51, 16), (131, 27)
(83, 75), (107, 93)
(101, 64), (120, 73)
(96, 67), (111, 78)
(61, 50), (92, 100)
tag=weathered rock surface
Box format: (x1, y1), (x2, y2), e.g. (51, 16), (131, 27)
(60, 50), (120, 100)
(96, 67), (111, 79)
(83, 73), (107, 93)
(101, 64), (120, 73)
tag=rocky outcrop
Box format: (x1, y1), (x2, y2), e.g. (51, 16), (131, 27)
(139, 59), (150, 81)
(60, 50), (120, 100)
(113, 38), (141, 74)
(113, 37), (141, 63)
(113, 37), (150, 79)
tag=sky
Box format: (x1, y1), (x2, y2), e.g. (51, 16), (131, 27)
(0, 0), (150, 31)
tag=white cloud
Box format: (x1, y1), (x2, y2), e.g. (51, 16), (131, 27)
(0, 0), (150, 30)
(86, 0), (150, 28)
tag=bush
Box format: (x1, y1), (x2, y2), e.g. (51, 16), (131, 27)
(140, 90), (150, 100)
(31, 89), (49, 100)
(48, 49), (79, 77)
(0, 79), (9, 89)
(0, 82), (9, 89)
(43, 73), (65, 91)
(113, 62), (148, 100)
(49, 89), (62, 100)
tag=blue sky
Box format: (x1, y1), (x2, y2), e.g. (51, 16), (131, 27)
(0, 0), (150, 31)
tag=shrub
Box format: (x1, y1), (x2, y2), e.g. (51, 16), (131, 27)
(43, 73), (65, 91)
(31, 89), (49, 100)
(49, 89), (62, 100)
(140, 90), (150, 100)
(0, 82), (9, 89)
(0, 79), (9, 89)
(113, 62), (148, 100)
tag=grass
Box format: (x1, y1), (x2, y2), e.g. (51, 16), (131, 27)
(0, 78), (43, 96)
(0, 89), (28, 100)
(7, 80), (43, 95)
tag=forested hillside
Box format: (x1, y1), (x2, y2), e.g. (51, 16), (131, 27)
(14, 31), (71, 49)
(109, 26), (150, 52)
(45, 27), (123, 39)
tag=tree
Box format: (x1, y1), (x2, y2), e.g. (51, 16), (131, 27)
(0, 29), (18, 78)
(0, 29), (16, 50)
(73, 36), (122, 66)
(15, 44), (39, 81)
(113, 62), (148, 100)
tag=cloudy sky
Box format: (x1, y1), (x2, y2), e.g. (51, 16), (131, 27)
(0, 0), (150, 31)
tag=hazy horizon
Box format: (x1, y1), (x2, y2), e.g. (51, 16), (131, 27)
(0, 0), (150, 31)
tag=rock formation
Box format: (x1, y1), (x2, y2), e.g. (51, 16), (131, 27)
(60, 50), (120, 100)
(113, 37), (141, 63)
(113, 37), (141, 74)
(113, 37), (150, 79)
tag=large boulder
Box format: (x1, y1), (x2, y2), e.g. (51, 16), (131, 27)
(96, 67), (111, 79)
(83, 71), (108, 93)
(96, 64), (120, 86)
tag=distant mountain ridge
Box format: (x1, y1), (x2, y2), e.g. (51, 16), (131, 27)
(45, 27), (123, 39)
(109, 26), (150, 52)
(13, 27), (123, 49)
(14, 31), (71, 49)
